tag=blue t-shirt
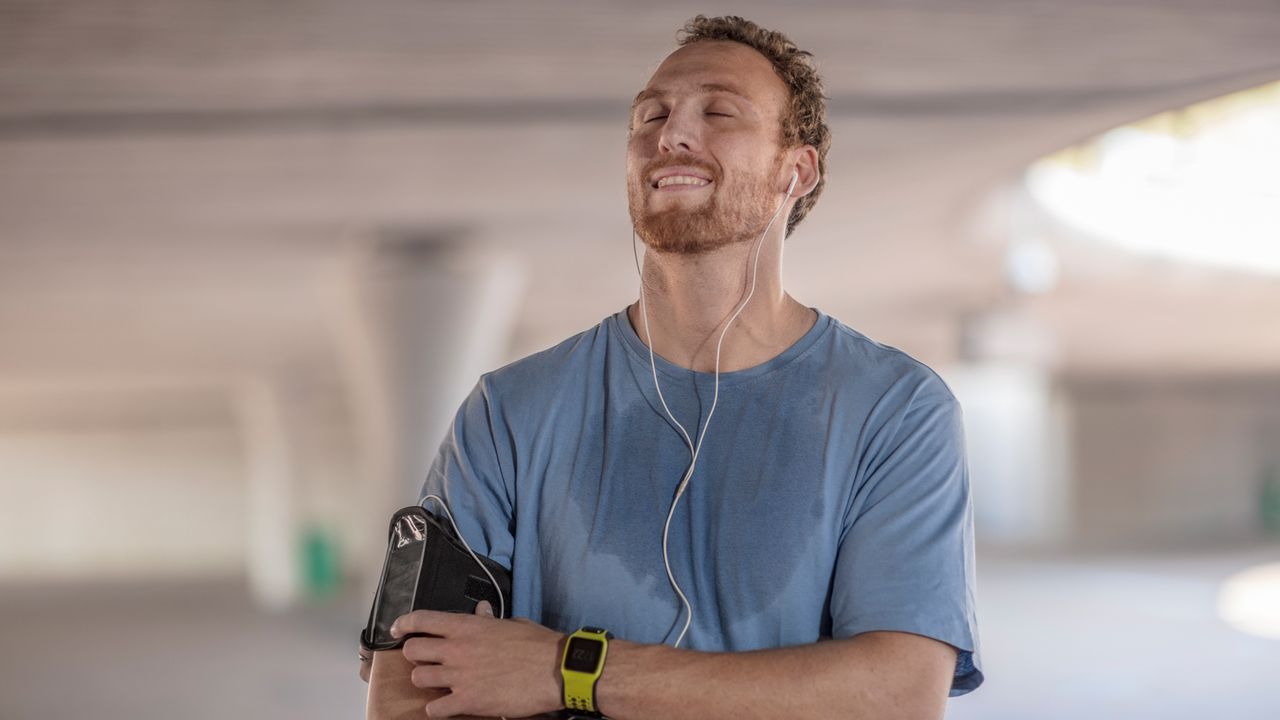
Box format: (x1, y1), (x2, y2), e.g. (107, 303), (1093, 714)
(420, 306), (984, 696)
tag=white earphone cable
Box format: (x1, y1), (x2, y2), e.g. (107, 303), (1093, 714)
(421, 493), (506, 622)
(631, 170), (796, 648)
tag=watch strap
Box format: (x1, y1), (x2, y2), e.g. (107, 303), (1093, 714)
(561, 626), (613, 717)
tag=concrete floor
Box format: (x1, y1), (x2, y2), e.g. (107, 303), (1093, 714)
(0, 580), (368, 720)
(2, 543), (1278, 720)
(949, 543), (1280, 720)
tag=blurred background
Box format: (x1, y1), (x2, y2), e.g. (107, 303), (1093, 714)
(1, 1), (1279, 718)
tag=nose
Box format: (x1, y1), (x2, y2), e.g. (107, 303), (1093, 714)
(657, 106), (701, 155)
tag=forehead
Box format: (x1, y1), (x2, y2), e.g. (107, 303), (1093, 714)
(635, 41), (788, 111)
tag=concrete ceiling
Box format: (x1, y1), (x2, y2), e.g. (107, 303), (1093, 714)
(2, 0), (1279, 405)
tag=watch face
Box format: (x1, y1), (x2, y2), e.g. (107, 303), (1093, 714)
(565, 637), (603, 673)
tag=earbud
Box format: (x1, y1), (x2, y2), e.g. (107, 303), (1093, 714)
(786, 170), (798, 196)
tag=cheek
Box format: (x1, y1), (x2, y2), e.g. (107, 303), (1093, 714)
(626, 142), (659, 190)
(626, 134), (653, 164)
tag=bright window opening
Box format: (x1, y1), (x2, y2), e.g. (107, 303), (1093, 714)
(1026, 80), (1280, 276)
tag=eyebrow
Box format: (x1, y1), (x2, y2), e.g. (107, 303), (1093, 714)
(631, 83), (752, 110)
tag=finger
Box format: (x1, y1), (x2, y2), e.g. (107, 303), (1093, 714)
(410, 663), (454, 689)
(474, 600), (494, 617)
(426, 691), (464, 719)
(391, 609), (460, 638)
(401, 636), (449, 664)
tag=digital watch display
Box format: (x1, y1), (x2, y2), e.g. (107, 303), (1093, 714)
(565, 636), (605, 673)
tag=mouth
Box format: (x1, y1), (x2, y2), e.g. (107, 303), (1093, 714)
(648, 165), (715, 192)
(651, 175), (714, 191)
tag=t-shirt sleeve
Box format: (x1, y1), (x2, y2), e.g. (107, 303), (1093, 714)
(829, 391), (984, 697)
(417, 376), (517, 572)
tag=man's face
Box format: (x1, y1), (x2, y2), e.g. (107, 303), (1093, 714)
(627, 41), (791, 254)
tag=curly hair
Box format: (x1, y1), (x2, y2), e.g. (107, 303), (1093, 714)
(676, 15), (831, 236)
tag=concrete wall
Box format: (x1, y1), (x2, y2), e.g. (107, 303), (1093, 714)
(0, 381), (363, 585)
(1065, 375), (1280, 550)
(0, 424), (244, 579)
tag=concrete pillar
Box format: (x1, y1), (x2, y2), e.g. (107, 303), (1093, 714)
(323, 232), (525, 588)
(235, 378), (301, 609)
(947, 303), (1072, 548)
(945, 361), (1073, 548)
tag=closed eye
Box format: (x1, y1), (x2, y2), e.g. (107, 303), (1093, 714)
(644, 115), (668, 124)
(706, 112), (733, 117)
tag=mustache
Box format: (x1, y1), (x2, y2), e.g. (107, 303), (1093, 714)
(639, 155), (718, 185)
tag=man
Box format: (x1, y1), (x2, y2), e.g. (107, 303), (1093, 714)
(363, 15), (983, 719)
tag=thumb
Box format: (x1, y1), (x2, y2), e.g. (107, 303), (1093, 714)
(474, 600), (495, 617)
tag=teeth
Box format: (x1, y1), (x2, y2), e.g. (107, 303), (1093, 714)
(656, 175), (711, 188)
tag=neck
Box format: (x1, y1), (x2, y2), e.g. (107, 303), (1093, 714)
(628, 229), (815, 373)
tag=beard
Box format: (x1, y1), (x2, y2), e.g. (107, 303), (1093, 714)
(628, 153), (784, 255)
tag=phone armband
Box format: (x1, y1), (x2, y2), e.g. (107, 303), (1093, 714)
(359, 504), (512, 652)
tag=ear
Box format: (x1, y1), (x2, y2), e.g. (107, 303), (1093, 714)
(784, 145), (821, 198)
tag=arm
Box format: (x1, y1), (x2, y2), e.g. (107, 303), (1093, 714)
(368, 646), (562, 720)
(390, 608), (956, 720)
(366, 602), (560, 720)
(367, 647), (454, 720)
(596, 631), (956, 720)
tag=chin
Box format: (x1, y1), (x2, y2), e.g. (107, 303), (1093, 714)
(635, 223), (742, 256)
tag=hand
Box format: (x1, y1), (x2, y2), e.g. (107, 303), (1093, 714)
(392, 601), (565, 719)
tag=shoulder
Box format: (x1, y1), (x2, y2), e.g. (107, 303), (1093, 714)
(817, 312), (959, 410)
(474, 313), (618, 415)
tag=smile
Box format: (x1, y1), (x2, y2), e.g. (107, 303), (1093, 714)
(654, 175), (713, 189)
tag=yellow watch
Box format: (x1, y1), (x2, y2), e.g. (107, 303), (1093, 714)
(560, 626), (613, 717)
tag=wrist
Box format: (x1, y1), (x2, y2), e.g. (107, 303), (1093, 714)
(595, 638), (682, 719)
(551, 633), (570, 713)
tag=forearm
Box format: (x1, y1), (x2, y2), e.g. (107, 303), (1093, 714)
(596, 632), (953, 720)
(367, 648), (558, 720)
